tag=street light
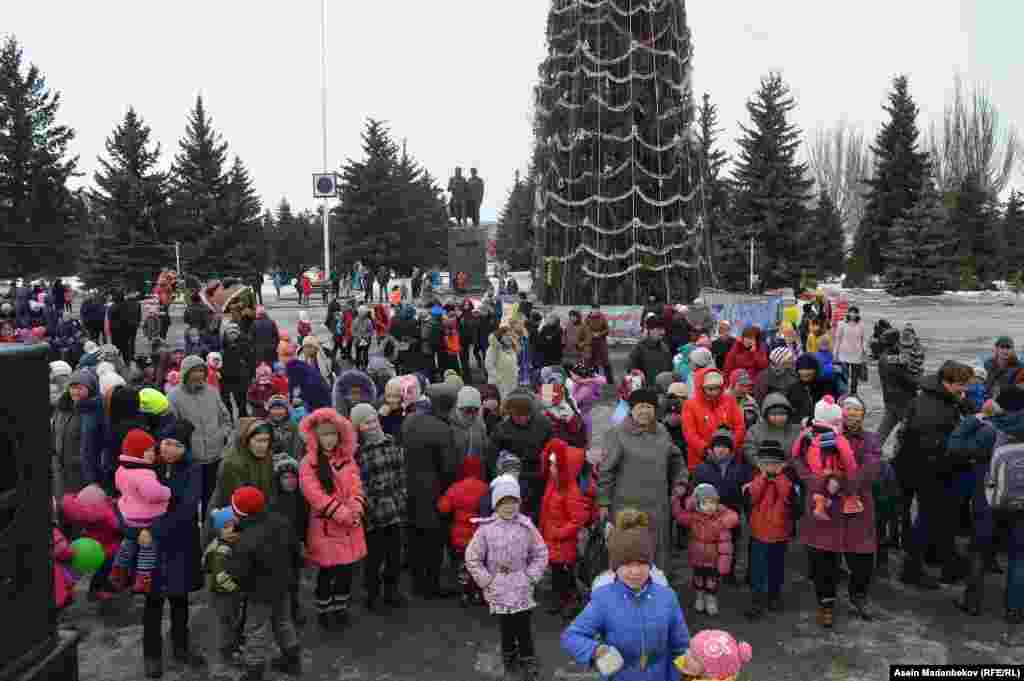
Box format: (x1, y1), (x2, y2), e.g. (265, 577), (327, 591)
(319, 0), (330, 283)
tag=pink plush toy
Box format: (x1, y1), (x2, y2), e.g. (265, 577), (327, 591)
(675, 629), (753, 680)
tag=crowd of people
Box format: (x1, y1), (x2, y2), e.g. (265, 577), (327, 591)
(24, 276), (1024, 680)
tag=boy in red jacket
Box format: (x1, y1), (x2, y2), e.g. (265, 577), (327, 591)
(742, 440), (798, 620)
(437, 455), (489, 607)
(539, 438), (590, 620)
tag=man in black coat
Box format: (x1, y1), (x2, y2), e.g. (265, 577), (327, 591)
(893, 361), (973, 589)
(627, 317), (674, 387)
(108, 290), (141, 363)
(401, 383), (457, 598)
(488, 389), (553, 521)
(876, 328), (919, 446)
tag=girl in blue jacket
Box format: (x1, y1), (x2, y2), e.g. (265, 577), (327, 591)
(562, 509), (690, 681)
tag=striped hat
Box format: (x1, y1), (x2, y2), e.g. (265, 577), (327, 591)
(770, 346), (794, 367)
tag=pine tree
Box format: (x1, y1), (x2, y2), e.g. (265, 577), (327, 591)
(885, 181), (956, 296)
(804, 190), (846, 281)
(80, 107), (172, 291)
(332, 119), (447, 273)
(0, 37), (80, 277)
(947, 173), (1003, 284)
(194, 155), (263, 278)
(855, 75), (931, 275)
(731, 73), (815, 290)
(695, 93), (740, 289)
(532, 0), (699, 304)
(1004, 190), (1024, 270)
(496, 173), (535, 270)
(167, 95), (229, 246)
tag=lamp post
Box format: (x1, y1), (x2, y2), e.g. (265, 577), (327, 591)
(320, 0), (330, 282)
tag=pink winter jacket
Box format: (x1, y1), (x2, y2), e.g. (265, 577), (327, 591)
(465, 513), (549, 613)
(833, 320), (865, 365)
(115, 466), (171, 527)
(298, 408), (368, 567)
(53, 527), (75, 609)
(61, 493), (121, 559)
(673, 494), (739, 574)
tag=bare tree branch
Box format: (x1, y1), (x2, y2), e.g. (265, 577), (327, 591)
(804, 120), (873, 243)
(927, 74), (1020, 197)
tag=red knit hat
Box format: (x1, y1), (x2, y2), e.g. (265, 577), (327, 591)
(121, 429), (156, 462)
(231, 486), (266, 517)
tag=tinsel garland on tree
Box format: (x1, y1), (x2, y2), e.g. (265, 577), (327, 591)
(532, 0), (706, 305)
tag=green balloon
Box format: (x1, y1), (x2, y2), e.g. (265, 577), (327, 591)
(70, 537), (106, 575)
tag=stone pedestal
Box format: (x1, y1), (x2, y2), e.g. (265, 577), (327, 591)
(448, 226), (489, 293)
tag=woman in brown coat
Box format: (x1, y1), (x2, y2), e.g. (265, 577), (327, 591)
(585, 305), (612, 383)
(562, 310), (591, 368)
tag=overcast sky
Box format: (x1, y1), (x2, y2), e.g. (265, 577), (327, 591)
(6, 1), (1022, 225)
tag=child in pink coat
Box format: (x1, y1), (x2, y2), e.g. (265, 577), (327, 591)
(52, 520), (77, 610)
(673, 483), (739, 616)
(466, 476), (549, 680)
(61, 489), (122, 601)
(298, 408), (367, 630)
(110, 429), (171, 594)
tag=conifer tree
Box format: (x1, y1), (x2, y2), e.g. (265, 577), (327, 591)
(948, 173), (1003, 284)
(194, 155), (263, 278)
(804, 190), (846, 281)
(732, 73), (815, 290)
(167, 95), (229, 245)
(855, 75), (931, 275)
(532, 0), (699, 303)
(332, 118), (447, 272)
(81, 107), (171, 290)
(496, 173), (535, 270)
(695, 93), (741, 289)
(1004, 190), (1024, 269)
(0, 37), (80, 277)
(885, 181), (955, 296)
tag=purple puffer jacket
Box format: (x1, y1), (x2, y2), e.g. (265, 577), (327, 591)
(465, 513), (549, 614)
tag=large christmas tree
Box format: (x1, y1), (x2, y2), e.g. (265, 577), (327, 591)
(532, 0), (705, 304)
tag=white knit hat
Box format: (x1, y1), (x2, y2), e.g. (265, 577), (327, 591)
(813, 395), (843, 428)
(491, 474), (521, 510)
(99, 371), (126, 395)
(49, 361), (73, 379)
(689, 347), (714, 368)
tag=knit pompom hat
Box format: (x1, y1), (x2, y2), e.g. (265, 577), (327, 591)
(813, 395), (843, 428)
(491, 474), (521, 510)
(676, 630), (753, 681)
(607, 508), (655, 570)
(495, 451), (522, 475)
(50, 360), (73, 380)
(709, 427), (734, 450)
(121, 428), (156, 463)
(231, 486), (266, 517)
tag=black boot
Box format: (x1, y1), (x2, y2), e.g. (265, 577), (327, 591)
(744, 593), (766, 620)
(954, 552), (985, 617)
(270, 646), (302, 676)
(501, 647), (520, 681)
(172, 644), (207, 668)
(240, 665), (265, 681)
(850, 595), (875, 621)
(520, 655), (541, 681)
(900, 552), (940, 590)
(144, 657), (163, 679)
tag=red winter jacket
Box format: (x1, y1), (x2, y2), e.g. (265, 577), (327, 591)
(682, 368), (747, 470)
(437, 455), (489, 552)
(723, 337), (770, 384)
(539, 439), (590, 565)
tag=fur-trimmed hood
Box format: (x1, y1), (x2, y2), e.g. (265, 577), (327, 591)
(333, 369), (377, 407)
(299, 407), (358, 464)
